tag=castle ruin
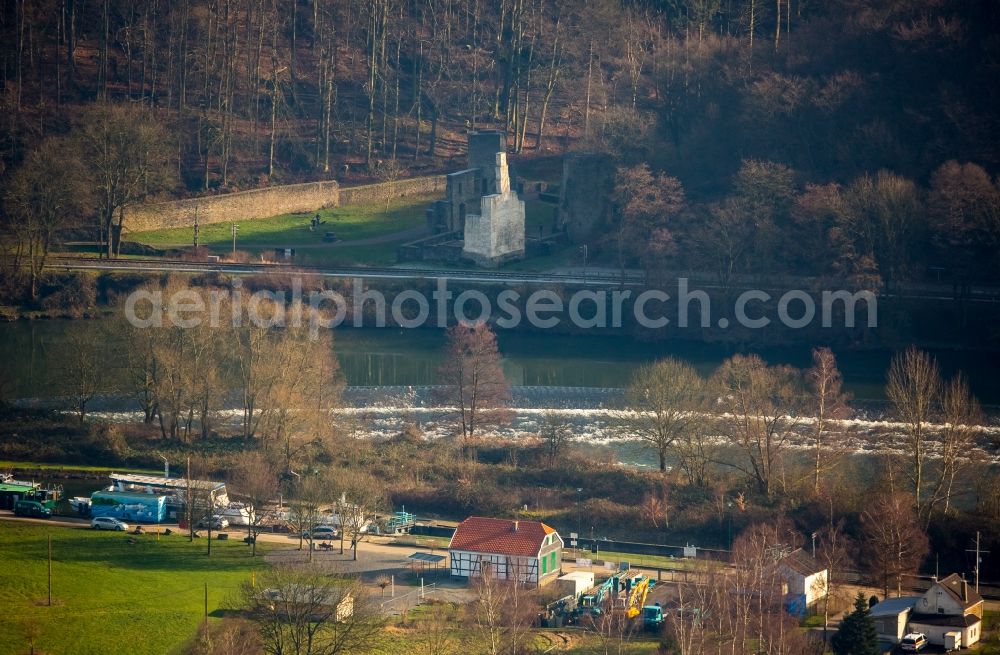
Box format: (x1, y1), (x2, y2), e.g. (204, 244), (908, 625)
(403, 131), (525, 267)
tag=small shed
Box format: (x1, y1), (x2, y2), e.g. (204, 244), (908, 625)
(776, 548), (828, 607)
(557, 571), (595, 599)
(408, 552), (447, 576)
(869, 596), (918, 644)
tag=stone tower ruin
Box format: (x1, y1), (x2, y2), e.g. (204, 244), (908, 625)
(461, 151), (525, 267)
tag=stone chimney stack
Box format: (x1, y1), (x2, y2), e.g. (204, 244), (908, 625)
(512, 520), (519, 533)
(962, 578), (968, 601)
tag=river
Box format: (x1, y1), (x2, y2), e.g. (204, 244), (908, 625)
(3, 319), (1000, 404)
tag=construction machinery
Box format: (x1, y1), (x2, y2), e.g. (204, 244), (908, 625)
(578, 570), (652, 620)
(625, 576), (653, 618)
(642, 603), (665, 631)
(577, 574), (619, 618)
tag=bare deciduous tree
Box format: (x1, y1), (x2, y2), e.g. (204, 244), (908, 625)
(936, 374), (982, 515)
(433, 322), (512, 456)
(816, 519), (855, 643)
(540, 412), (573, 461)
(76, 104), (172, 258)
(621, 357), (708, 478)
(712, 354), (801, 497)
(467, 564), (535, 655)
(230, 451), (279, 557)
(806, 347), (851, 497)
(861, 492), (929, 597)
(63, 329), (102, 424)
(240, 564), (383, 655)
(410, 603), (460, 655)
(332, 469), (385, 561)
(3, 137), (92, 299)
(287, 476), (330, 561)
(886, 347), (940, 518)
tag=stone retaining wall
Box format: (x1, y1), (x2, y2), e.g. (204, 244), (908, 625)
(123, 175), (446, 233)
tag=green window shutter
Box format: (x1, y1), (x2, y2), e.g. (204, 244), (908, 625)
(541, 556), (546, 575)
(551, 551), (557, 570)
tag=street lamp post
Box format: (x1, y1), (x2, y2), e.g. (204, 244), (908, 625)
(576, 487), (583, 557)
(231, 222), (239, 255)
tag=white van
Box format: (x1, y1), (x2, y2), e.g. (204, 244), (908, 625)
(901, 633), (927, 652)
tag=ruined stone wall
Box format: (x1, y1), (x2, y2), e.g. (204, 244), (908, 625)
(558, 153), (614, 243)
(467, 130), (507, 194)
(124, 175), (445, 233)
(337, 175), (445, 206)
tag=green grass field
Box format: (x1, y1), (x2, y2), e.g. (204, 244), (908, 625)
(0, 523), (268, 655)
(131, 194), (437, 250)
(0, 461), (159, 475)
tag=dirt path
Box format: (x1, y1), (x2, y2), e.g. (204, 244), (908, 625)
(267, 225), (429, 250)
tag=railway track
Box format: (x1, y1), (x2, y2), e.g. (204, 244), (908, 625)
(46, 255), (1000, 302)
(46, 255), (645, 286)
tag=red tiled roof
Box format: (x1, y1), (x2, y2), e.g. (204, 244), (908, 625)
(449, 517), (558, 558)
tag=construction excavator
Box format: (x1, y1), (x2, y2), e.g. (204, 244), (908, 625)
(625, 576), (652, 618)
(578, 570), (654, 618)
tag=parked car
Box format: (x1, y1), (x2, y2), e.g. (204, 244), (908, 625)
(197, 515), (230, 530)
(303, 525), (339, 540)
(91, 517), (129, 531)
(901, 633), (928, 652)
(14, 500), (52, 518)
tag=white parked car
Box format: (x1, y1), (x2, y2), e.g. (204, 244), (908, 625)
(197, 515), (230, 530)
(304, 525), (339, 540)
(91, 517), (129, 531)
(901, 633), (928, 652)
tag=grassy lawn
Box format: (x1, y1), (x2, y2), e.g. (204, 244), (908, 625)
(980, 610), (1000, 655)
(571, 549), (717, 572)
(0, 460), (159, 475)
(503, 244), (578, 271)
(0, 523), (269, 655)
(292, 239), (410, 267)
(130, 194), (437, 250)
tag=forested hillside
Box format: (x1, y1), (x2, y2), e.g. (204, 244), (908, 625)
(2, 0), (1000, 285)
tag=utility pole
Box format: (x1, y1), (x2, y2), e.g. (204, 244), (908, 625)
(193, 207), (200, 248)
(966, 531), (989, 592)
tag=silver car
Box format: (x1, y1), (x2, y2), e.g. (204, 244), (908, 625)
(303, 525), (339, 540)
(91, 517), (129, 531)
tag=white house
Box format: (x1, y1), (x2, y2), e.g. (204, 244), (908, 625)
(776, 548), (829, 607)
(448, 517), (563, 586)
(907, 574), (983, 648)
(868, 574), (984, 649)
(870, 596), (919, 644)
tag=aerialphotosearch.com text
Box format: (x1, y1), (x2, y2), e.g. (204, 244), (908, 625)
(123, 277), (877, 338)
